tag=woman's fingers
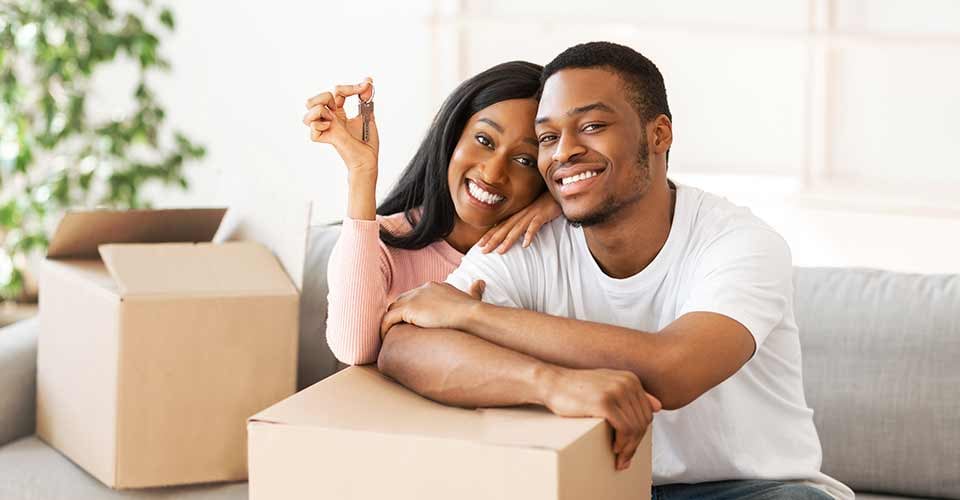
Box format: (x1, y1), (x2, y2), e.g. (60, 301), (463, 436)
(305, 81), (368, 111)
(303, 103), (337, 125)
(334, 78), (373, 108)
(496, 219), (529, 254)
(522, 215), (544, 248)
(305, 91), (334, 110)
(480, 223), (509, 253)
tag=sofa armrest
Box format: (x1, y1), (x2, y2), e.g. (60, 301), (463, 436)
(0, 317), (38, 446)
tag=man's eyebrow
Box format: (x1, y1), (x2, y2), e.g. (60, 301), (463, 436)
(477, 118), (503, 133)
(536, 101), (615, 125)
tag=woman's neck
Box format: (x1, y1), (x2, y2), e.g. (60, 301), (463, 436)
(445, 219), (487, 254)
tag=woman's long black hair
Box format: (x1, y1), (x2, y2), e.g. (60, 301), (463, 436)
(375, 60), (543, 249)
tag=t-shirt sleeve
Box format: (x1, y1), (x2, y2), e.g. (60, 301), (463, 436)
(677, 226), (793, 356)
(445, 246), (526, 309)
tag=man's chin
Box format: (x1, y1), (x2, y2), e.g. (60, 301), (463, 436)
(561, 197), (625, 228)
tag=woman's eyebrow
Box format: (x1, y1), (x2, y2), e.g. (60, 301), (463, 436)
(477, 117), (503, 132)
(478, 117), (536, 146)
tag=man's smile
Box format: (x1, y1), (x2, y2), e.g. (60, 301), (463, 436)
(551, 163), (607, 196)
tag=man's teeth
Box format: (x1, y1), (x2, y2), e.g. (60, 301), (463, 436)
(560, 170), (599, 186)
(468, 180), (504, 205)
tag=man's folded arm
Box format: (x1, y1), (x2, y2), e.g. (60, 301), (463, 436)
(376, 323), (556, 409)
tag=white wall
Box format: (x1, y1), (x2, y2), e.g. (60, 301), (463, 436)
(140, 0), (960, 274)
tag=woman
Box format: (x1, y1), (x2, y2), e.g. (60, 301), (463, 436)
(303, 61), (560, 365)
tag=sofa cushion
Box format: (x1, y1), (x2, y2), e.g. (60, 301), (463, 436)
(297, 224), (344, 389)
(794, 267), (960, 499)
(0, 436), (247, 499)
(0, 317), (38, 446)
(856, 494), (938, 500)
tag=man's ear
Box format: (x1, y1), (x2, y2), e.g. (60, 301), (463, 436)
(651, 114), (673, 155)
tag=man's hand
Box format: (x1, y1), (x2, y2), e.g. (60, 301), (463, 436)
(540, 367), (662, 471)
(380, 280), (486, 340)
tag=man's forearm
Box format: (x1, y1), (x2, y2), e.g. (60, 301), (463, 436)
(457, 303), (753, 410)
(377, 323), (560, 409)
(460, 302), (673, 393)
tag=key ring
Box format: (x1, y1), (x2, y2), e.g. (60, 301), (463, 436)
(362, 81), (375, 103)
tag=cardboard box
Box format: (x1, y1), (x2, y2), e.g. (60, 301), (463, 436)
(37, 207), (306, 489)
(248, 367), (651, 500)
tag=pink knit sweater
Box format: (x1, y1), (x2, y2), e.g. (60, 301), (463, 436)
(325, 212), (463, 365)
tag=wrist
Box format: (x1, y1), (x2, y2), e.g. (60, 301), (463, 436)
(347, 164), (378, 183)
(529, 363), (565, 407)
(459, 300), (492, 333)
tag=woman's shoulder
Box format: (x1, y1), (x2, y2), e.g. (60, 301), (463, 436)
(376, 211), (415, 235)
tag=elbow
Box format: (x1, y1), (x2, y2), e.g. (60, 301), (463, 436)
(326, 333), (379, 367)
(375, 325), (405, 376)
(633, 340), (697, 411)
(656, 389), (699, 412)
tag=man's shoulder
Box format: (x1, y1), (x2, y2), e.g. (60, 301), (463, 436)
(681, 184), (785, 247)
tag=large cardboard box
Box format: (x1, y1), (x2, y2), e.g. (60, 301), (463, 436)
(248, 367), (651, 500)
(37, 207), (306, 489)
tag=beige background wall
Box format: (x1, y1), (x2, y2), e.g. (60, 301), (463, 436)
(111, 0), (959, 273)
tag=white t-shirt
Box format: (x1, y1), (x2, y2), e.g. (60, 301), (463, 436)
(446, 184), (853, 499)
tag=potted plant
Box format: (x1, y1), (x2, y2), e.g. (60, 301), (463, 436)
(0, 0), (204, 317)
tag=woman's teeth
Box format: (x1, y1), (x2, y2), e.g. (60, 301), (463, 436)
(560, 170), (599, 186)
(468, 180), (504, 205)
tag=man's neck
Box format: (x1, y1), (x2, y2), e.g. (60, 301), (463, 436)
(582, 181), (676, 279)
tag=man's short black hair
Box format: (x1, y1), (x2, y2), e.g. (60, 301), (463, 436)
(540, 41), (671, 125)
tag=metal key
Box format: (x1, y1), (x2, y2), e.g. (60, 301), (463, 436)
(359, 99), (374, 143)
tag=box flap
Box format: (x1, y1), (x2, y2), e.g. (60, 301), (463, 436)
(248, 366), (600, 451)
(98, 242), (298, 296)
(47, 208), (227, 260)
(214, 201), (311, 292)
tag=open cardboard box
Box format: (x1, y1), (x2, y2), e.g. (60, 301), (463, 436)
(37, 205), (309, 489)
(248, 366), (652, 500)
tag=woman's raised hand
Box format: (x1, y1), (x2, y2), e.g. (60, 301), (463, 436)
(303, 78), (379, 174)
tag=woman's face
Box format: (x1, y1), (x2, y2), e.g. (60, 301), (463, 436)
(447, 98), (544, 231)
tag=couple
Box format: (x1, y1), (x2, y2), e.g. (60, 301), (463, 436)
(304, 42), (853, 500)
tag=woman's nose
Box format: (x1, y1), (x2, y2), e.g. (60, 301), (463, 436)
(479, 156), (509, 185)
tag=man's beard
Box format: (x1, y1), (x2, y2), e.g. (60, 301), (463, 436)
(567, 139), (652, 228)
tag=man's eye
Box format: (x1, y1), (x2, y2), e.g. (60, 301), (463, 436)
(538, 134), (557, 144)
(515, 156), (536, 168)
(583, 123), (605, 132)
(476, 134), (493, 148)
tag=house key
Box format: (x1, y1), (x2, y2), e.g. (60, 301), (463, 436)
(359, 83), (374, 143)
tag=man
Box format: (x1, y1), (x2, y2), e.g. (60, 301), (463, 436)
(377, 42), (852, 500)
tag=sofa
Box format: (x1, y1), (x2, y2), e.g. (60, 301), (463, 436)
(0, 225), (957, 499)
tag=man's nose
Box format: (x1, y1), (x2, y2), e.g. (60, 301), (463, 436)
(552, 132), (586, 165)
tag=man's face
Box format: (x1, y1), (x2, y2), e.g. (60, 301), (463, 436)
(535, 68), (653, 227)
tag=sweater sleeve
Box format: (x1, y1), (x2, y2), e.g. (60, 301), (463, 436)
(325, 218), (394, 365)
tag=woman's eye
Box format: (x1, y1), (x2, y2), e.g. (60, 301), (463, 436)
(475, 134), (493, 148)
